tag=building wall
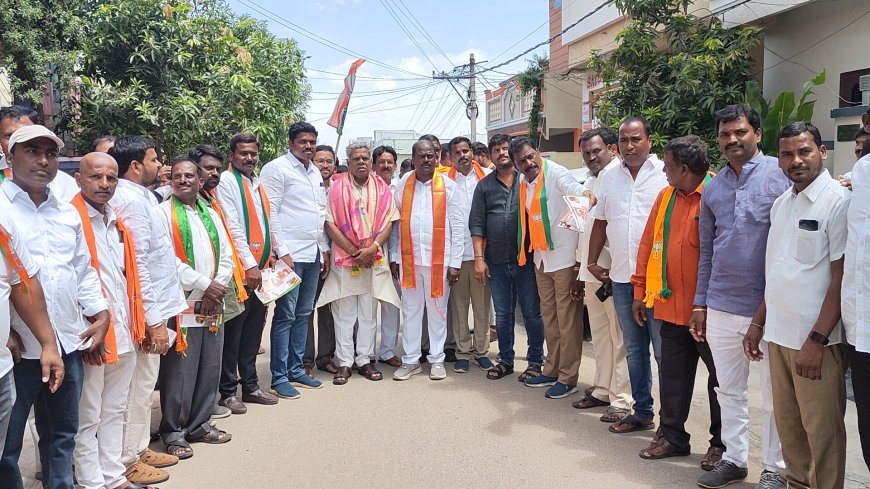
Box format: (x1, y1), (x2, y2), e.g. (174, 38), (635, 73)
(549, 0), (570, 74)
(762, 0), (869, 175)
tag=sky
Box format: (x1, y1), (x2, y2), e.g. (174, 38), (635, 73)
(226, 0), (549, 150)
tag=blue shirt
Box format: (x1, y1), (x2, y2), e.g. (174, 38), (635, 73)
(693, 153), (792, 317)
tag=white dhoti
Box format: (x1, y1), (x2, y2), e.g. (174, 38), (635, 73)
(317, 259), (399, 368)
(400, 265), (449, 365)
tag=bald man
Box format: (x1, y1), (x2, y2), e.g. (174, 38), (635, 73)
(71, 153), (149, 489)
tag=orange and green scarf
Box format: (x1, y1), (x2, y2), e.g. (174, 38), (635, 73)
(0, 167), (10, 182)
(643, 172), (713, 308)
(170, 196), (221, 353)
(72, 194), (147, 362)
(203, 190), (248, 303)
(517, 157), (553, 266)
(231, 168), (272, 269)
(400, 171), (447, 298)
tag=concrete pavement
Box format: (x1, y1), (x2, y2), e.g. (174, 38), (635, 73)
(18, 318), (870, 488)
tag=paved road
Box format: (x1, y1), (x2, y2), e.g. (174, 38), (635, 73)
(19, 319), (870, 488)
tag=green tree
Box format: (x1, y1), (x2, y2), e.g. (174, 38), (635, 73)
(0, 0), (85, 114)
(744, 70), (825, 154)
(518, 55), (548, 142)
(66, 0), (310, 161)
(588, 0), (761, 161)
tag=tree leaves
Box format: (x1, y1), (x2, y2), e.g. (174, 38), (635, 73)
(589, 1), (761, 164)
(62, 0), (309, 162)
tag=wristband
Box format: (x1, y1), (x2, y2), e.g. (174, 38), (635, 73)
(692, 308), (707, 312)
(748, 322), (764, 330)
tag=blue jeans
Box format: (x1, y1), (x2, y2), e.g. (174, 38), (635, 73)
(270, 255), (321, 386)
(612, 281), (662, 420)
(0, 351), (84, 489)
(487, 261), (545, 367)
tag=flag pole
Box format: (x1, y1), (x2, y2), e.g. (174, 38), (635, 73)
(326, 58), (365, 164)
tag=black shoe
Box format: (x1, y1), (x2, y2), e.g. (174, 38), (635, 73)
(444, 348), (457, 362)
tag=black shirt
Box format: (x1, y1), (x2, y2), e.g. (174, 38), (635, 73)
(469, 170), (525, 265)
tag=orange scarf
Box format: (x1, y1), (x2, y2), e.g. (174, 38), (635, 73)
(71, 194), (147, 362)
(204, 191), (248, 303)
(517, 157), (553, 266)
(447, 162), (487, 182)
(400, 171), (447, 298)
(0, 167), (10, 182)
(0, 222), (32, 299)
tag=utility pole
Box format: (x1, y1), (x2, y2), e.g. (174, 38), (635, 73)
(433, 53), (480, 142)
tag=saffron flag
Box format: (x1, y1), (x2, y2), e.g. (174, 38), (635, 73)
(327, 58), (366, 135)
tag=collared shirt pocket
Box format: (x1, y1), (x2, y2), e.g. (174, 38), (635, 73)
(795, 226), (827, 265)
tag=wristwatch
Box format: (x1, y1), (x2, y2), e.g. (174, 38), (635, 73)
(808, 330), (830, 346)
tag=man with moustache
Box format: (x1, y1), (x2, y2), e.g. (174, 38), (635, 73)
(109, 136), (188, 485)
(214, 133), (279, 414)
(260, 121), (329, 398)
(445, 136), (493, 374)
(694, 105), (788, 489)
(0, 105), (79, 201)
(390, 139), (464, 381)
(571, 127), (632, 423)
(746, 122), (849, 489)
(512, 137), (588, 399)
(0, 125), (109, 488)
(472, 141), (495, 169)
(469, 134), (546, 381)
(158, 159), (234, 458)
(71, 153), (150, 489)
(373, 145), (403, 367)
(303, 145), (339, 376)
(317, 142), (399, 384)
(588, 116), (668, 434)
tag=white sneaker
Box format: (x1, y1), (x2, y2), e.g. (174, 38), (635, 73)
(429, 362), (447, 380)
(393, 363), (422, 381)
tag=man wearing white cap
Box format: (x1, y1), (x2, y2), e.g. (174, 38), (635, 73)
(0, 125), (109, 488)
(0, 105), (79, 201)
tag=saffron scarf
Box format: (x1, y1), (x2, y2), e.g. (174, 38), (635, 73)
(0, 222), (32, 299)
(231, 168), (272, 269)
(330, 172), (392, 268)
(203, 191), (248, 303)
(0, 167), (10, 182)
(643, 172), (714, 308)
(400, 171), (447, 298)
(517, 157), (553, 266)
(170, 196), (221, 353)
(71, 194), (147, 362)
(447, 162), (487, 182)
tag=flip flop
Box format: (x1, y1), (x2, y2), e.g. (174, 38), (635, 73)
(572, 394), (610, 409)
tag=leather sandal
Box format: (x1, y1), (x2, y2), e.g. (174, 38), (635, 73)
(358, 363), (383, 381)
(318, 360), (339, 375)
(701, 446), (724, 471)
(165, 443), (193, 460)
(333, 366), (352, 385)
(639, 439), (690, 460)
(572, 394), (609, 409)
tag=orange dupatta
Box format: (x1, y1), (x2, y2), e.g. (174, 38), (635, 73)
(71, 194), (147, 363)
(204, 191), (249, 303)
(0, 222), (32, 299)
(400, 171), (447, 298)
(447, 162), (487, 182)
(517, 157), (554, 266)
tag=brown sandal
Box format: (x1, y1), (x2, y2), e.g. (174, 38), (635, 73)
(486, 363), (514, 380)
(333, 366), (352, 385)
(318, 360), (339, 374)
(701, 446), (724, 471)
(189, 428), (231, 444)
(639, 439), (690, 460)
(608, 414), (655, 433)
(358, 363), (383, 381)
(572, 394), (610, 409)
(599, 406), (630, 423)
(379, 356), (401, 368)
(517, 364), (542, 382)
(165, 443), (193, 459)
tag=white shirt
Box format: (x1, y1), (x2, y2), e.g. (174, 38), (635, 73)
(110, 179), (187, 326)
(592, 155), (668, 283)
(0, 155), (80, 202)
(0, 215), (38, 377)
(450, 167), (491, 261)
(521, 159), (586, 272)
(83, 201), (133, 355)
(260, 152), (328, 263)
(390, 172), (465, 270)
(843, 154), (870, 352)
(577, 158), (619, 283)
(215, 170), (276, 270)
(764, 170), (850, 350)
(0, 180), (107, 359)
(159, 198), (234, 304)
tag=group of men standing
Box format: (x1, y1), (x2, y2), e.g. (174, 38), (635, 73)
(1, 99), (869, 489)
